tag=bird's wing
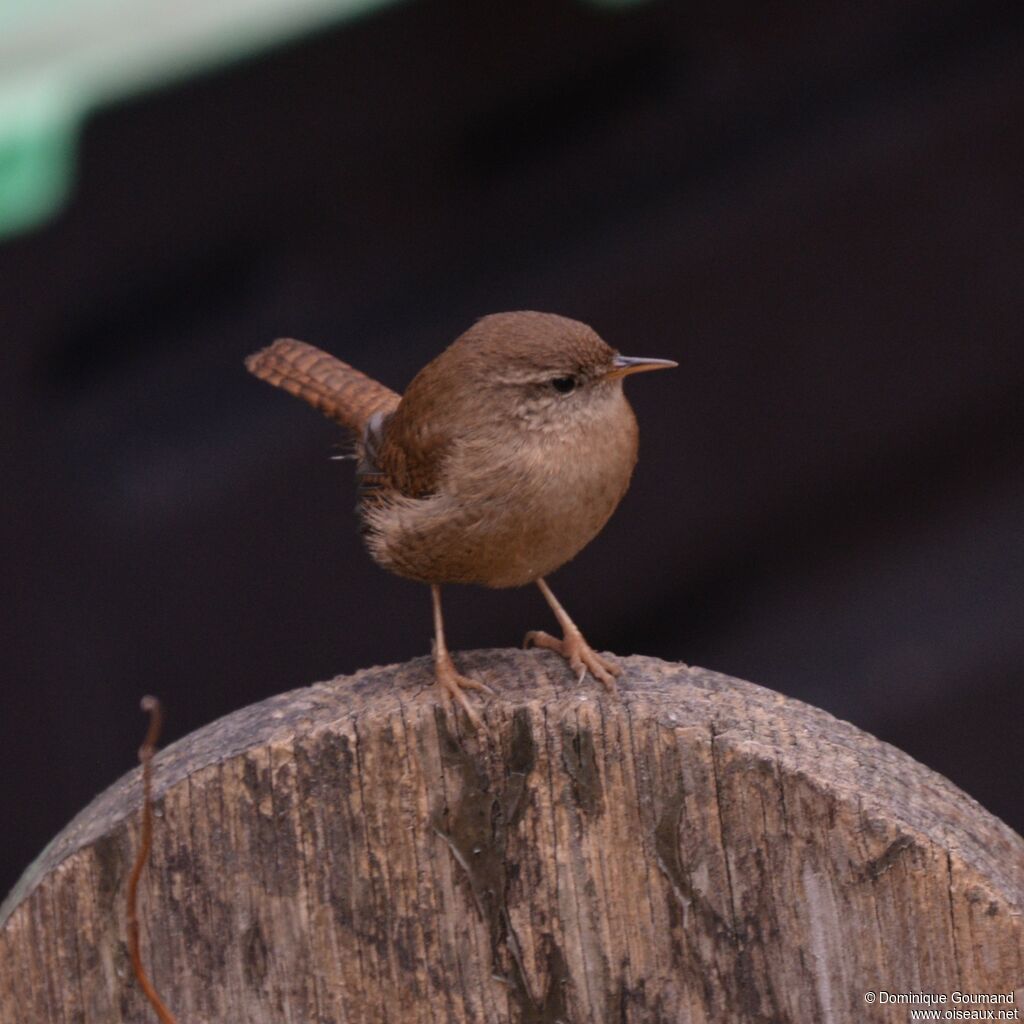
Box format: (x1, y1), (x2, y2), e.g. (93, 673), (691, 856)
(372, 404), (454, 500)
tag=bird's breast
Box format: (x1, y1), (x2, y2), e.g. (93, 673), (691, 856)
(364, 395), (639, 587)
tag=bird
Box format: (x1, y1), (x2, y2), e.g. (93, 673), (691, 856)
(245, 311), (675, 725)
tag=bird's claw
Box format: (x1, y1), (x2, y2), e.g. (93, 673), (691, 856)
(523, 629), (621, 692)
(434, 652), (493, 731)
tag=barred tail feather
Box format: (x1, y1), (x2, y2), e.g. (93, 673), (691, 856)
(245, 338), (401, 435)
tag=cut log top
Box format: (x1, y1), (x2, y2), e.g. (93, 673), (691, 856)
(2, 650), (1022, 1023)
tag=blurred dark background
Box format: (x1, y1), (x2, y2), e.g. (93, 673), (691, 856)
(2, 0), (1022, 898)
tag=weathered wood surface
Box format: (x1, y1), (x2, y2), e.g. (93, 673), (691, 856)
(1, 650), (1021, 1023)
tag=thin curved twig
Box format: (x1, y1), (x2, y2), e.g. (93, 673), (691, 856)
(126, 696), (178, 1024)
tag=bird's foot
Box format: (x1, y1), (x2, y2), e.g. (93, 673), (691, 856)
(433, 647), (494, 730)
(523, 628), (621, 692)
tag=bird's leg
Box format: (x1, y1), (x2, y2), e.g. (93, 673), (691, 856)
(524, 577), (621, 691)
(431, 584), (493, 728)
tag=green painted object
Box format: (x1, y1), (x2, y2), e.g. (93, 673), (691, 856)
(0, 86), (77, 238)
(0, 0), (404, 240)
(0, 0), (652, 240)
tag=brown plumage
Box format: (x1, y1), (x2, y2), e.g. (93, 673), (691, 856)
(246, 311), (676, 726)
(244, 338), (399, 434)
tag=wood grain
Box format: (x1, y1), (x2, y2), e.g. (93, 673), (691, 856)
(1, 651), (1021, 1022)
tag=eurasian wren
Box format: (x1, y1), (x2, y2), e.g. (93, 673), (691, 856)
(246, 311), (675, 725)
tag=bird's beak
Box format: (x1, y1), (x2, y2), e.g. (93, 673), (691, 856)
(604, 354), (679, 381)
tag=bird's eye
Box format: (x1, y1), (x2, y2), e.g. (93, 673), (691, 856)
(550, 376), (576, 394)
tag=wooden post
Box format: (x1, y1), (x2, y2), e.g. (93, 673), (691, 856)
(1, 651), (1021, 1022)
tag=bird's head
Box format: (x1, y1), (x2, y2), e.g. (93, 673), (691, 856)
(442, 311), (676, 434)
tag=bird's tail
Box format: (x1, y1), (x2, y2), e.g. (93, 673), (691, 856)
(245, 338), (401, 435)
